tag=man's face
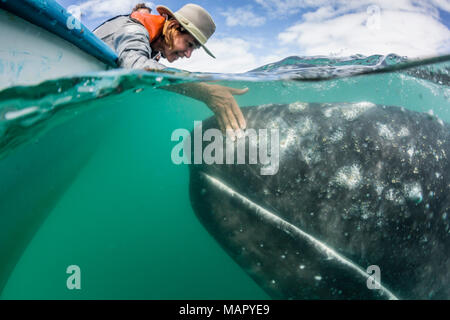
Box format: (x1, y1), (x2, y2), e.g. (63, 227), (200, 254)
(163, 32), (199, 62)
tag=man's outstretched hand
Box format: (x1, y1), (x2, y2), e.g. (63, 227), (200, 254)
(161, 82), (249, 140)
(201, 84), (248, 140)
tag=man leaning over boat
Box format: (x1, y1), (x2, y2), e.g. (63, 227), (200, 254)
(94, 3), (247, 140)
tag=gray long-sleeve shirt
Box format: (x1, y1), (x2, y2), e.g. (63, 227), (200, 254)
(93, 15), (166, 70)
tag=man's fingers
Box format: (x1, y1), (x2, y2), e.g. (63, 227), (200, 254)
(229, 87), (249, 96)
(230, 100), (246, 130)
(216, 114), (225, 133)
(206, 85), (249, 140)
(228, 87), (248, 130)
(224, 104), (241, 133)
(218, 110), (236, 141)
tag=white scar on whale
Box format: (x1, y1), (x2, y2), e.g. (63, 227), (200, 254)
(202, 172), (399, 300)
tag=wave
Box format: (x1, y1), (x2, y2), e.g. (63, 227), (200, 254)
(0, 53), (449, 157)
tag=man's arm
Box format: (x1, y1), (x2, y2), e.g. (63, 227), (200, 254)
(114, 23), (166, 70)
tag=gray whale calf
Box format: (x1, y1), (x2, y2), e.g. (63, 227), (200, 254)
(189, 102), (450, 300)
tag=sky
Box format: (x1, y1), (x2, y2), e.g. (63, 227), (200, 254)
(57, 0), (450, 73)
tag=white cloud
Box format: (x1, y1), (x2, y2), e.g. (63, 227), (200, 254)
(220, 6), (266, 27)
(254, 0), (450, 17)
(165, 37), (284, 73)
(255, 0), (328, 16)
(302, 6), (336, 22)
(275, 0), (450, 58)
(77, 0), (155, 19)
(424, 0), (450, 13)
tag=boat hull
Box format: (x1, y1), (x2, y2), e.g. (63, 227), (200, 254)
(0, 9), (111, 90)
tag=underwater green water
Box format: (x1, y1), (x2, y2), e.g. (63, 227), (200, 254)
(0, 56), (449, 299)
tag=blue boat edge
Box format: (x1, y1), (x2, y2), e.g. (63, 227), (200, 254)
(0, 0), (118, 68)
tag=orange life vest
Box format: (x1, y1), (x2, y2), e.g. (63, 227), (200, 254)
(130, 12), (165, 43)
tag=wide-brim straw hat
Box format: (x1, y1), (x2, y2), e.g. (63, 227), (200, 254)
(157, 3), (216, 58)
